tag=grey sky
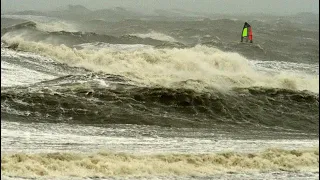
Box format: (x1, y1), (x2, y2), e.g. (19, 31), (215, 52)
(1, 0), (319, 15)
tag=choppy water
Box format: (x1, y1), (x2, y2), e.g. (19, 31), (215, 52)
(1, 7), (319, 180)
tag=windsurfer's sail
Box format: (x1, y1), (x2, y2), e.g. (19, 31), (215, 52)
(241, 22), (253, 43)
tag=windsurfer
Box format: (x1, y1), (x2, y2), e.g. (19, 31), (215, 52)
(241, 22), (253, 43)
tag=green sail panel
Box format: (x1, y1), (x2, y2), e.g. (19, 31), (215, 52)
(242, 27), (248, 37)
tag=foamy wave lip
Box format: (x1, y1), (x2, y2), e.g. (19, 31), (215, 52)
(1, 148), (318, 177)
(73, 42), (153, 51)
(130, 31), (178, 42)
(2, 35), (319, 93)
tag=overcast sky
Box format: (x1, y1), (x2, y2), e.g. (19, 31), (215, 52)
(1, 0), (319, 15)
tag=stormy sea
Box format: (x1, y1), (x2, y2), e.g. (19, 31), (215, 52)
(1, 5), (319, 180)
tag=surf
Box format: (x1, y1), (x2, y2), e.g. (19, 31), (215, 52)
(1, 148), (318, 177)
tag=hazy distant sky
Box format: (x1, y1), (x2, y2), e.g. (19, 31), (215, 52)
(1, 0), (319, 15)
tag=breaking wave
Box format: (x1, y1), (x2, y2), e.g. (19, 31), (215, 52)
(1, 73), (318, 132)
(2, 36), (318, 93)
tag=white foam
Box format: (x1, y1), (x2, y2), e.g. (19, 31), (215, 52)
(1, 48), (57, 87)
(1, 61), (56, 87)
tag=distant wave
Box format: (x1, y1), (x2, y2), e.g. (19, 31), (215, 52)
(1, 21), (185, 48)
(130, 31), (178, 42)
